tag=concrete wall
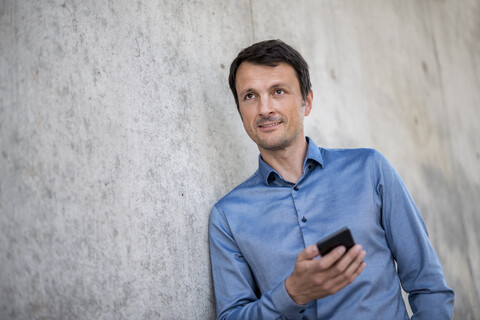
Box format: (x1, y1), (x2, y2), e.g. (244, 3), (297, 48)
(0, 1), (478, 319)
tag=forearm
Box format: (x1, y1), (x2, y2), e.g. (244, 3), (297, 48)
(215, 281), (308, 320)
(409, 289), (455, 320)
(209, 206), (308, 320)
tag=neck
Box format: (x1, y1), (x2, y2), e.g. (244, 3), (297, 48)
(259, 135), (308, 184)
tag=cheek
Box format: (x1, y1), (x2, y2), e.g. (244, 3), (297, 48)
(240, 109), (254, 125)
(239, 113), (252, 131)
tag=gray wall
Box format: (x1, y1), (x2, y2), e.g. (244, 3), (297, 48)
(0, 1), (478, 319)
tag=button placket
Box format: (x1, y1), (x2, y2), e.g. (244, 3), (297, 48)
(292, 184), (307, 225)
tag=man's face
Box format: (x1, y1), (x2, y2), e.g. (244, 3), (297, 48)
(235, 62), (312, 152)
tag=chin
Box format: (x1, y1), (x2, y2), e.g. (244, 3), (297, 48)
(256, 137), (291, 151)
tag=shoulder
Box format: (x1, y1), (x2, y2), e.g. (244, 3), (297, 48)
(321, 147), (401, 185)
(211, 170), (263, 214)
(320, 147), (380, 164)
(318, 148), (396, 183)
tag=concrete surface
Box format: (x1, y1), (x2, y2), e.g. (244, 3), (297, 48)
(0, 0), (478, 319)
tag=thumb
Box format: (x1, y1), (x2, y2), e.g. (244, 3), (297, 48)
(297, 244), (319, 262)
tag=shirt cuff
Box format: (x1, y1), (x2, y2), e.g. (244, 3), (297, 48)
(271, 280), (308, 319)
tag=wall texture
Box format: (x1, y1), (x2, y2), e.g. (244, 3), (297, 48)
(0, 1), (478, 319)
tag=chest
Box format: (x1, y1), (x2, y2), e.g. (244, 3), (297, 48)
(228, 169), (384, 292)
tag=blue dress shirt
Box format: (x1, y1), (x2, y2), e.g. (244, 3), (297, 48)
(209, 138), (454, 320)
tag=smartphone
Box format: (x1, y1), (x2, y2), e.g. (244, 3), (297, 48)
(316, 227), (355, 256)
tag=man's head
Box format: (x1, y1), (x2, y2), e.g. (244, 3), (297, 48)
(229, 40), (313, 152)
(229, 39), (312, 111)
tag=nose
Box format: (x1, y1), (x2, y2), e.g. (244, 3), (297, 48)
(258, 95), (274, 116)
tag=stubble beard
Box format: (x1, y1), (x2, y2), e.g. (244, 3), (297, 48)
(244, 110), (305, 152)
(251, 124), (303, 152)
(255, 136), (291, 151)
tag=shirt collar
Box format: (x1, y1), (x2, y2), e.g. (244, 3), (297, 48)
(258, 137), (324, 185)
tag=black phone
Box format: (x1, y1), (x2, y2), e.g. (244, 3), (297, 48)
(316, 227), (355, 256)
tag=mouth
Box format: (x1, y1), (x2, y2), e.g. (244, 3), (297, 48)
(258, 121), (282, 128)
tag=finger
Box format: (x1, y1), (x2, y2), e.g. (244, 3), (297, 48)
(329, 247), (366, 285)
(354, 261), (367, 278)
(325, 263), (365, 295)
(334, 260), (367, 291)
(332, 244), (363, 273)
(322, 256), (367, 295)
(342, 248), (366, 277)
(297, 244), (320, 262)
(314, 246), (347, 271)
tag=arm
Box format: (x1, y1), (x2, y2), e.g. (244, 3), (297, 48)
(209, 205), (306, 319)
(209, 205), (366, 319)
(373, 151), (455, 319)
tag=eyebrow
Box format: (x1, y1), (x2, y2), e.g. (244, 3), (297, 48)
(238, 88), (256, 97)
(238, 82), (293, 97)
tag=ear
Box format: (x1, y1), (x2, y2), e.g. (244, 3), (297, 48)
(304, 90), (313, 116)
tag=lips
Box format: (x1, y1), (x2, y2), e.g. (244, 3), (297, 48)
(258, 121), (282, 128)
(256, 116), (284, 129)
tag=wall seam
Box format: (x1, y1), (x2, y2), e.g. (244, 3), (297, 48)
(249, 0), (255, 42)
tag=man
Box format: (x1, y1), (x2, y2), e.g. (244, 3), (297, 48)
(209, 39), (454, 319)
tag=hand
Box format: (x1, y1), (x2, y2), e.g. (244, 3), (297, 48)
(285, 244), (366, 305)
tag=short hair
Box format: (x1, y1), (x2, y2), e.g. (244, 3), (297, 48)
(228, 39), (312, 111)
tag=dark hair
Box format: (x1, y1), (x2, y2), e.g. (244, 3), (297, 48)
(228, 39), (312, 110)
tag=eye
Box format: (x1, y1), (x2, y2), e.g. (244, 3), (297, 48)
(274, 89), (285, 95)
(244, 93), (255, 100)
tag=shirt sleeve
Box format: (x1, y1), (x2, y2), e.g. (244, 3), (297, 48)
(209, 205), (307, 320)
(372, 150), (455, 319)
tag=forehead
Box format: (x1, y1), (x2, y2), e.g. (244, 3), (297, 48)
(235, 62), (300, 92)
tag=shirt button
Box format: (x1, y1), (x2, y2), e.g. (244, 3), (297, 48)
(302, 216), (307, 223)
(299, 309), (305, 313)
(308, 164), (312, 169)
(293, 186), (298, 191)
